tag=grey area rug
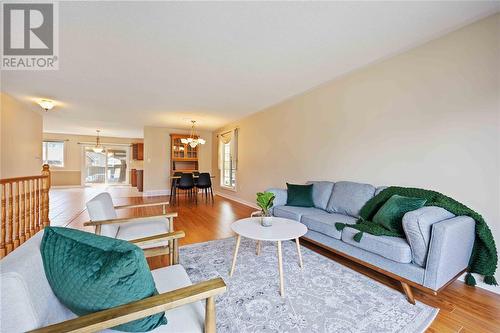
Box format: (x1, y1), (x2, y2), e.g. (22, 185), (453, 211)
(180, 237), (438, 333)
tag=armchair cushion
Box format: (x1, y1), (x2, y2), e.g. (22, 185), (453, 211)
(117, 218), (170, 248)
(86, 192), (120, 238)
(40, 227), (167, 332)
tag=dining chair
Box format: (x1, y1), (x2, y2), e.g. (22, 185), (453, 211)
(170, 171), (183, 204)
(196, 172), (214, 203)
(177, 173), (196, 203)
(193, 171), (200, 186)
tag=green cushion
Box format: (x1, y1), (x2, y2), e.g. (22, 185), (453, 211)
(373, 194), (427, 234)
(40, 227), (167, 332)
(286, 183), (314, 207)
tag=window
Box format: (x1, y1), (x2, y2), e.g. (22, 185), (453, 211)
(222, 142), (236, 188)
(42, 141), (64, 167)
(218, 129), (237, 189)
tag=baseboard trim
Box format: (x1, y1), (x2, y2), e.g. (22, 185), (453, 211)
(214, 191), (259, 210)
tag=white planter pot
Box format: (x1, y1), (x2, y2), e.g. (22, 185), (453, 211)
(261, 216), (273, 227)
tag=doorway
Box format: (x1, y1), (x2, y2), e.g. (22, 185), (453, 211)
(83, 146), (130, 185)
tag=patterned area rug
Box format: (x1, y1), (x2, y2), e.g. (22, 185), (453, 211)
(180, 237), (438, 333)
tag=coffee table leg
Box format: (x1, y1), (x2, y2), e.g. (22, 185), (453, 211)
(256, 240), (261, 255)
(277, 240), (285, 297)
(295, 238), (303, 268)
(230, 235), (241, 277)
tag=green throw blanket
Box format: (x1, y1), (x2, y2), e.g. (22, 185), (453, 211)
(335, 186), (498, 286)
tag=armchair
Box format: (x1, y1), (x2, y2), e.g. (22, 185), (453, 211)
(1, 229), (227, 333)
(85, 193), (176, 260)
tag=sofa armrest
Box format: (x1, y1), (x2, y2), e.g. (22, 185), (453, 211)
(423, 216), (475, 290)
(266, 188), (287, 211)
(402, 206), (455, 266)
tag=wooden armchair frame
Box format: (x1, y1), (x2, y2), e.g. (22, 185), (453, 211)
(29, 230), (227, 333)
(83, 201), (176, 261)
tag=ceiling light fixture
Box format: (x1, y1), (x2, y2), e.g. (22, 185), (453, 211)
(181, 120), (206, 148)
(38, 99), (54, 112)
(92, 130), (104, 153)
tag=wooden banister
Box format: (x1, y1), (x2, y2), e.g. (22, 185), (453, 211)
(0, 164), (51, 258)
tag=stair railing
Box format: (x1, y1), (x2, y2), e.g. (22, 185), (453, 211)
(0, 164), (50, 258)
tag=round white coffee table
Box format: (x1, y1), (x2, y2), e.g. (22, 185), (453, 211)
(229, 217), (307, 297)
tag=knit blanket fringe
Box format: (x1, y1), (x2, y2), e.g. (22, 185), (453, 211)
(334, 186), (498, 286)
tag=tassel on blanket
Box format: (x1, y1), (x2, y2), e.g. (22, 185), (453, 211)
(353, 231), (364, 243)
(335, 223), (346, 231)
(465, 272), (476, 286)
(484, 275), (498, 286)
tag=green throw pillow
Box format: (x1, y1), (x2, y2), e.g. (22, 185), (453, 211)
(372, 194), (427, 234)
(286, 183), (314, 207)
(40, 227), (167, 332)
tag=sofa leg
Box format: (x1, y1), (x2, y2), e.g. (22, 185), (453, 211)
(205, 296), (216, 333)
(401, 281), (416, 304)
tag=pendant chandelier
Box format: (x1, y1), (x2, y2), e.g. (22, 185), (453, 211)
(181, 120), (206, 148)
(92, 130), (104, 153)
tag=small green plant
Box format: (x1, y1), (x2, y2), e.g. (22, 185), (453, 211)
(256, 191), (275, 216)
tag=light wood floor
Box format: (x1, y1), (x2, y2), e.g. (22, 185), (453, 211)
(51, 186), (500, 333)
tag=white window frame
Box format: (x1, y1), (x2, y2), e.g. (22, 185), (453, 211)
(42, 140), (65, 167)
(220, 142), (236, 190)
(80, 144), (131, 186)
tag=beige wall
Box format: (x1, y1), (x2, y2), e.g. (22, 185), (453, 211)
(1, 93), (43, 178)
(143, 126), (212, 194)
(42, 132), (143, 186)
(213, 15), (500, 284)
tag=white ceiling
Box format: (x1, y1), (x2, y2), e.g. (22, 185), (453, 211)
(2, 1), (499, 138)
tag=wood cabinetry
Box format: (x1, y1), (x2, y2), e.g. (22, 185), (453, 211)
(131, 169), (137, 187)
(132, 143), (144, 160)
(136, 170), (143, 192)
(170, 134), (199, 174)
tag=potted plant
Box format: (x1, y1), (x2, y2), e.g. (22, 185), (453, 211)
(256, 191), (275, 227)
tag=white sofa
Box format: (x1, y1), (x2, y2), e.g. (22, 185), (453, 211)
(0, 230), (226, 333)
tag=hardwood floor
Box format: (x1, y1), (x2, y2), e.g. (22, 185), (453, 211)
(51, 187), (500, 333)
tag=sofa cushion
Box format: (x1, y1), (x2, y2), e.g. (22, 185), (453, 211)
(326, 181), (376, 217)
(372, 195), (427, 234)
(403, 206), (455, 267)
(41, 227), (167, 332)
(306, 181), (335, 210)
(301, 212), (357, 239)
(341, 227), (412, 263)
(286, 183), (314, 207)
(273, 205), (324, 221)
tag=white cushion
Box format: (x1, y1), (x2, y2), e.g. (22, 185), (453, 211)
(116, 218), (170, 249)
(104, 265), (205, 333)
(86, 192), (119, 238)
(0, 231), (74, 333)
(1, 230), (204, 333)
